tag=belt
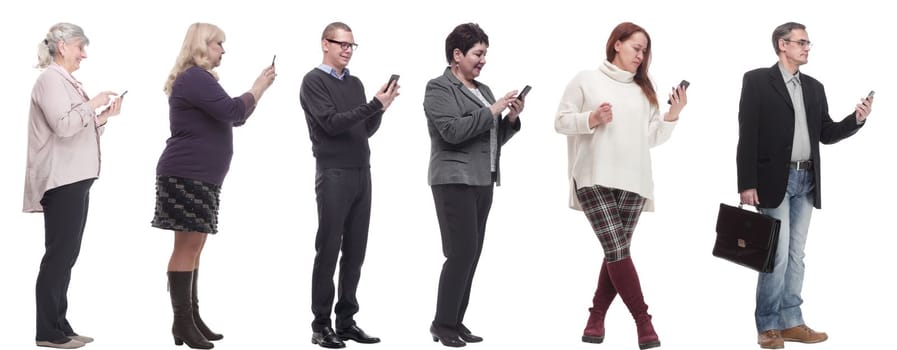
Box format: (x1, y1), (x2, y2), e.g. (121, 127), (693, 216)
(790, 160), (813, 170)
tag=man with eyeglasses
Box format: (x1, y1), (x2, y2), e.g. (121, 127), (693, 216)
(300, 21), (400, 349)
(736, 21), (873, 349)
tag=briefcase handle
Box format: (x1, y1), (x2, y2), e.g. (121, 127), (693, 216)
(737, 203), (761, 213)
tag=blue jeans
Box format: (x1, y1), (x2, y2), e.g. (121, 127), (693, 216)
(755, 168), (815, 332)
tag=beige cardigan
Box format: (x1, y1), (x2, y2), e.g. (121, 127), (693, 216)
(554, 61), (676, 212)
(23, 63), (102, 213)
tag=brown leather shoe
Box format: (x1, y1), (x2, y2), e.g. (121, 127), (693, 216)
(781, 324), (828, 343)
(758, 329), (784, 349)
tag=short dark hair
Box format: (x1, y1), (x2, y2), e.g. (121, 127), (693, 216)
(444, 23), (489, 65)
(772, 22), (806, 54)
(322, 22), (352, 40)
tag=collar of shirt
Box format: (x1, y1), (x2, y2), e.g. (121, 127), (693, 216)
(48, 62), (89, 100)
(317, 63), (349, 80)
(777, 62), (801, 85)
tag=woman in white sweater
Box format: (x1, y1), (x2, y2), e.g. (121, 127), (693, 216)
(555, 22), (687, 350)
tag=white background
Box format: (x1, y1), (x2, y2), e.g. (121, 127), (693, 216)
(1, 1), (893, 349)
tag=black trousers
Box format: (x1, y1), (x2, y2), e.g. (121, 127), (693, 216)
(311, 167), (371, 331)
(35, 178), (94, 342)
(431, 183), (493, 328)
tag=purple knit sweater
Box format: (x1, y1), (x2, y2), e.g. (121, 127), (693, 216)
(155, 66), (256, 185)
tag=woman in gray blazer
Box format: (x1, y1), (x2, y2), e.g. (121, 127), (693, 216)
(423, 22), (524, 347)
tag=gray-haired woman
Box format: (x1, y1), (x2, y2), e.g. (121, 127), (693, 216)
(24, 22), (123, 349)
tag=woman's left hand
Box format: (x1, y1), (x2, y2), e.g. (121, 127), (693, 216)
(507, 93), (525, 121)
(97, 95), (124, 126)
(666, 84), (687, 121)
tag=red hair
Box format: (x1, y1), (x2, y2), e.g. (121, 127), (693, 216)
(605, 22), (657, 107)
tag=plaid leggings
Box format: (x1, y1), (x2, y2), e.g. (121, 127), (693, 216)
(575, 185), (646, 262)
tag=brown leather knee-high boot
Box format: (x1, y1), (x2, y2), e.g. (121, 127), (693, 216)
(168, 271), (213, 349)
(583, 260), (616, 343)
(192, 269), (223, 341)
(606, 257), (660, 350)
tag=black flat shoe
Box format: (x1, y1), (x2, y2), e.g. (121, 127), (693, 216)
(430, 323), (465, 347)
(337, 325), (380, 344)
(311, 326), (346, 349)
(458, 324), (483, 343)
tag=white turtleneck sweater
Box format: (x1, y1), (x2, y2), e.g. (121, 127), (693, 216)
(555, 61), (676, 212)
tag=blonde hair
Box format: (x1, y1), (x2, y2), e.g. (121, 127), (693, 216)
(163, 23), (226, 96)
(36, 22), (90, 69)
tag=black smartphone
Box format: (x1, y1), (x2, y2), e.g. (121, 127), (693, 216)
(119, 90), (128, 98)
(383, 74), (399, 92)
(517, 85), (532, 101)
(868, 90), (875, 98)
(667, 80), (690, 104)
(271, 55), (277, 67)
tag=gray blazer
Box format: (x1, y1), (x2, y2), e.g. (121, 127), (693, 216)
(423, 67), (521, 186)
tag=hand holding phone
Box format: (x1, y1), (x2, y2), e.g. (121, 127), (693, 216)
(667, 80), (690, 104)
(517, 85), (532, 101)
(383, 74), (399, 92)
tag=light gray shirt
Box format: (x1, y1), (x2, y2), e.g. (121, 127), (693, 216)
(778, 63), (811, 161)
(467, 87), (497, 172)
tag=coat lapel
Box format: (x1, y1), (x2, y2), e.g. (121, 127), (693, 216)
(442, 67), (494, 107)
(767, 64), (793, 111)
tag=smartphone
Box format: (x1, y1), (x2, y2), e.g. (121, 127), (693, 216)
(517, 85), (532, 101)
(120, 90), (128, 98)
(383, 74), (399, 92)
(667, 79), (690, 104)
(271, 55), (277, 67)
(868, 90), (875, 98)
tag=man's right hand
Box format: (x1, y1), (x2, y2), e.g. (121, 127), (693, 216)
(375, 81), (400, 111)
(740, 188), (759, 206)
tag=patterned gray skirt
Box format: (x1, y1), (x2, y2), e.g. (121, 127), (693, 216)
(151, 175), (221, 234)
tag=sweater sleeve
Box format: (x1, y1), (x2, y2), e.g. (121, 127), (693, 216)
(178, 68), (251, 125)
(34, 74), (95, 138)
(647, 104), (676, 147)
(555, 72), (594, 135)
(363, 83), (384, 137)
(300, 74), (383, 136)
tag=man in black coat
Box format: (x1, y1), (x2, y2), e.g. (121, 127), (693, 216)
(736, 22), (873, 349)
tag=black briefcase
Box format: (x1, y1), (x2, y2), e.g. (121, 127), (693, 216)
(713, 203), (780, 273)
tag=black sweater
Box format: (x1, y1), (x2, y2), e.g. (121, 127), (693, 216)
(300, 68), (384, 168)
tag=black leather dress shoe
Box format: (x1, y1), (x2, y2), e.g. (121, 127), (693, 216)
(311, 326), (346, 349)
(430, 323), (465, 347)
(459, 324), (483, 343)
(336, 325), (381, 344)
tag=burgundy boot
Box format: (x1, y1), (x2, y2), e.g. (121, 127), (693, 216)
(583, 260), (616, 344)
(606, 257), (660, 350)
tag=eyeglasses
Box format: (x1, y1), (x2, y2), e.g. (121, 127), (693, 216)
(783, 39), (813, 49)
(325, 38), (358, 51)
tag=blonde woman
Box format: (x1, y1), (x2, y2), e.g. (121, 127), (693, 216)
(25, 22), (124, 349)
(152, 23), (275, 349)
